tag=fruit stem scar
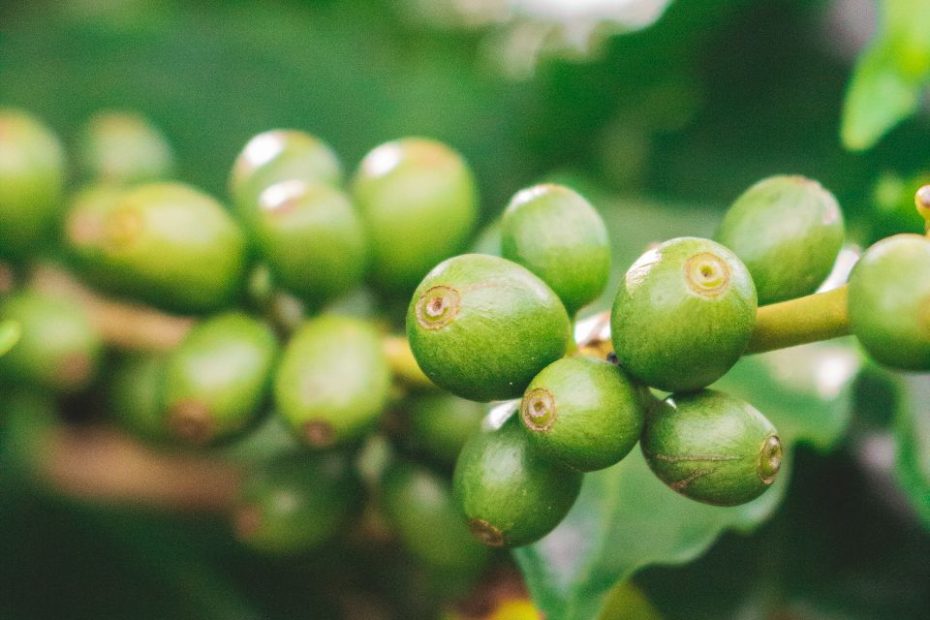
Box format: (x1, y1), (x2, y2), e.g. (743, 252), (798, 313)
(169, 400), (215, 445)
(414, 285), (460, 330)
(468, 518), (505, 547)
(915, 185), (930, 236)
(757, 434), (782, 485)
(521, 388), (556, 432)
(684, 252), (730, 297)
(747, 285), (850, 354)
(304, 420), (335, 447)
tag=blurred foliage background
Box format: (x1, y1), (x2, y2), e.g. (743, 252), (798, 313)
(2, 0), (930, 618)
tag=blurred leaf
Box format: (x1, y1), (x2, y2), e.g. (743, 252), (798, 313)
(893, 374), (930, 526)
(515, 196), (859, 619)
(841, 0), (930, 151)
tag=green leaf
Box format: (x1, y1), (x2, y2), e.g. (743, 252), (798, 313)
(841, 0), (930, 151)
(515, 338), (859, 620)
(893, 374), (930, 526)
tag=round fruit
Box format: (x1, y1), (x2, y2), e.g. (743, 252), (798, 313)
(453, 414), (582, 548)
(353, 138), (478, 293)
(230, 129), (343, 224)
(848, 233), (930, 370)
(233, 452), (361, 554)
(248, 180), (367, 307)
(0, 291), (102, 393)
(63, 182), (248, 313)
(501, 184), (610, 315)
(0, 109), (66, 261)
(77, 111), (174, 184)
(716, 175), (844, 304)
(407, 254), (571, 402)
(520, 356), (643, 471)
(406, 393), (486, 464)
(611, 237), (757, 392)
(274, 315), (391, 448)
(108, 353), (168, 444)
(641, 389), (781, 506)
(381, 461), (491, 572)
(162, 313), (279, 445)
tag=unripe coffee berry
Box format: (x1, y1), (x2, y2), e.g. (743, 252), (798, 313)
(501, 184), (610, 315)
(353, 138), (478, 293)
(611, 237), (757, 392)
(405, 393), (486, 464)
(641, 389), (782, 506)
(407, 254), (571, 402)
(162, 313), (279, 445)
(453, 415), (582, 548)
(848, 233), (930, 370)
(109, 353), (169, 444)
(77, 111), (174, 184)
(520, 356), (644, 471)
(274, 315), (391, 447)
(716, 175), (844, 304)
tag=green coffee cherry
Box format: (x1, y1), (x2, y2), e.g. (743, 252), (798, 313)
(230, 129), (343, 224)
(453, 415), (582, 548)
(64, 182), (248, 313)
(77, 111), (174, 184)
(406, 393), (485, 464)
(641, 389), (782, 506)
(248, 180), (367, 307)
(353, 138), (478, 293)
(0, 320), (21, 358)
(274, 315), (390, 448)
(381, 461), (491, 572)
(162, 313), (278, 445)
(0, 291), (102, 393)
(234, 452), (362, 554)
(520, 356), (643, 472)
(108, 353), (169, 443)
(408, 254), (572, 402)
(501, 184), (610, 315)
(848, 234), (930, 370)
(0, 109), (66, 261)
(716, 175), (844, 304)
(611, 237), (757, 392)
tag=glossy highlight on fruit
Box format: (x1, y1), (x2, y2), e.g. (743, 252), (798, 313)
(64, 182), (248, 313)
(274, 315), (390, 447)
(77, 110), (174, 184)
(249, 180), (367, 307)
(162, 313), (279, 444)
(353, 137), (478, 293)
(520, 356), (644, 471)
(234, 452), (362, 554)
(501, 183), (610, 315)
(716, 175), (844, 304)
(641, 389), (781, 506)
(0, 291), (102, 393)
(848, 233), (930, 370)
(611, 237), (757, 392)
(453, 415), (582, 548)
(407, 254), (571, 402)
(0, 109), (66, 260)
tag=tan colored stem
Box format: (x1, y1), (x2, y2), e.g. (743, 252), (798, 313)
(383, 334), (435, 389)
(746, 285), (850, 353)
(29, 264), (194, 351)
(40, 425), (241, 512)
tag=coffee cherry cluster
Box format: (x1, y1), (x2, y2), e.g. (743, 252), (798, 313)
(407, 174), (910, 548)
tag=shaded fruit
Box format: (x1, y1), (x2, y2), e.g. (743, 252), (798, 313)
(641, 389), (781, 506)
(274, 315), (390, 447)
(0, 291), (102, 393)
(63, 182), (248, 313)
(248, 180), (367, 307)
(108, 353), (169, 444)
(353, 138), (478, 293)
(611, 237), (757, 392)
(406, 393), (486, 464)
(716, 175), (844, 304)
(77, 110), (174, 184)
(848, 233), (930, 370)
(501, 184), (610, 315)
(453, 415), (582, 548)
(162, 313), (279, 445)
(234, 452), (362, 554)
(230, 129), (343, 225)
(520, 356), (643, 471)
(0, 109), (66, 260)
(407, 254), (571, 402)
(381, 460), (491, 572)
